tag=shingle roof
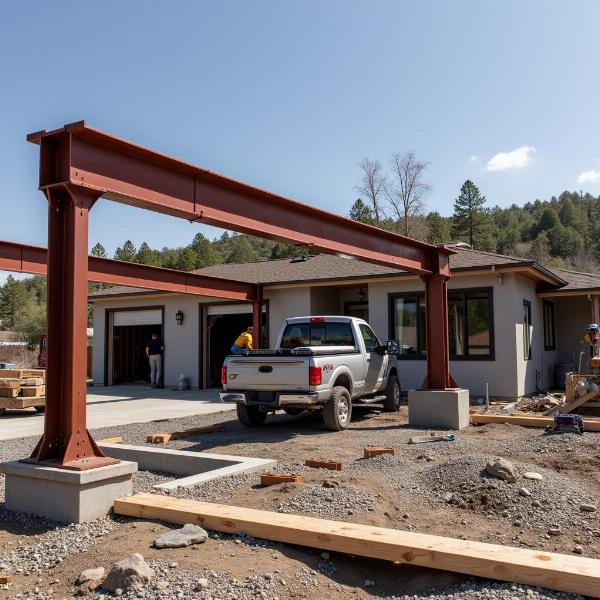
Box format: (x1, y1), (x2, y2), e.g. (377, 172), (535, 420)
(545, 267), (600, 292)
(90, 246), (585, 299)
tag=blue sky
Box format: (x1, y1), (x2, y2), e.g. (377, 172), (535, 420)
(1, 0), (599, 270)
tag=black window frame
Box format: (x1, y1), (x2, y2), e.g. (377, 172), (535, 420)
(523, 299), (532, 360)
(543, 300), (555, 351)
(388, 286), (495, 361)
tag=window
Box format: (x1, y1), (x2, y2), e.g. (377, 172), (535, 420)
(359, 323), (381, 353)
(523, 300), (532, 360)
(280, 321), (355, 348)
(389, 288), (494, 360)
(543, 300), (555, 351)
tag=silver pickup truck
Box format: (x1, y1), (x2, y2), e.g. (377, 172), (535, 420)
(220, 316), (400, 431)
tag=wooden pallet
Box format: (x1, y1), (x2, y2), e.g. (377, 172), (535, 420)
(0, 387), (19, 398)
(0, 397), (45, 410)
(0, 369), (45, 379)
(114, 494), (600, 597)
(21, 385), (45, 398)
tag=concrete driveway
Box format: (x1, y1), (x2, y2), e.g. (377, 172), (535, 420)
(0, 384), (234, 441)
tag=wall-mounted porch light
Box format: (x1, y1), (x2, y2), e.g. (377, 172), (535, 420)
(175, 310), (184, 326)
(358, 287), (366, 302)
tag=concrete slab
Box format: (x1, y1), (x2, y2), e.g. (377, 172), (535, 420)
(408, 388), (470, 430)
(98, 443), (276, 490)
(0, 460), (137, 523)
(0, 385), (234, 441)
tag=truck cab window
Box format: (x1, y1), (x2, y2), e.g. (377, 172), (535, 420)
(359, 323), (380, 353)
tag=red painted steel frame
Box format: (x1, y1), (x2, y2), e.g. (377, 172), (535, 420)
(0, 241), (257, 302)
(24, 121), (455, 469)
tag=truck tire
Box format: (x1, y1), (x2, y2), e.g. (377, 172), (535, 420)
(323, 386), (352, 431)
(0, 408), (5, 417)
(383, 374), (401, 412)
(237, 403), (267, 427)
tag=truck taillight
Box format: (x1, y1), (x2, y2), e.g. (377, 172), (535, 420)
(221, 365), (227, 385)
(309, 366), (322, 386)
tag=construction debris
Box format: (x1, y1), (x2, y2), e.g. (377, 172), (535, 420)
(260, 473), (304, 486)
(146, 424), (225, 443)
(0, 369), (46, 414)
(99, 436), (123, 444)
(304, 459), (342, 471)
(470, 413), (600, 431)
(364, 447), (394, 459)
(409, 433), (456, 444)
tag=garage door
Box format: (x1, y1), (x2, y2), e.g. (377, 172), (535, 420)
(207, 304), (254, 316)
(113, 309), (162, 326)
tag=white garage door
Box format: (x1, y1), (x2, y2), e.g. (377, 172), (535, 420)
(113, 309), (162, 327)
(207, 304), (253, 316)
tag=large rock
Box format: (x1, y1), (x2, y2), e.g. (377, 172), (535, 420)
(485, 458), (518, 482)
(77, 567), (105, 585)
(102, 554), (153, 593)
(153, 524), (208, 549)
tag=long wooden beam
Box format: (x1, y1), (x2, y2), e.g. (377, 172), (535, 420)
(470, 413), (600, 431)
(0, 240), (256, 301)
(115, 494), (600, 597)
(26, 121), (454, 274)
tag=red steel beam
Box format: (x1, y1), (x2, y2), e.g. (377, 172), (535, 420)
(27, 121), (453, 275)
(0, 240), (257, 302)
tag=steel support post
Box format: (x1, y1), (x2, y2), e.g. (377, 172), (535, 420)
(252, 286), (263, 349)
(421, 251), (456, 390)
(27, 186), (118, 470)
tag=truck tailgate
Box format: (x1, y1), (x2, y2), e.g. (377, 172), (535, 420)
(226, 356), (309, 391)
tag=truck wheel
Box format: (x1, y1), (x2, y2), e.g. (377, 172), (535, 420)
(34, 406), (45, 413)
(283, 408), (304, 416)
(323, 386), (352, 431)
(383, 374), (401, 412)
(0, 408), (5, 417)
(236, 403), (267, 427)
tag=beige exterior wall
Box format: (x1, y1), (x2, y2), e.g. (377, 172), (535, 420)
(554, 296), (595, 366)
(263, 287), (311, 347)
(92, 294), (230, 388)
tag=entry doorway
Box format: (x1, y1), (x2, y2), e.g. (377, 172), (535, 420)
(105, 307), (164, 386)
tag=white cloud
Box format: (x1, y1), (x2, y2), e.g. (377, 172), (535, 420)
(485, 146), (536, 172)
(578, 169), (600, 184)
(469, 155), (480, 164)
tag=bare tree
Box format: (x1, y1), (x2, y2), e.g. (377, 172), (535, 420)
(386, 152), (431, 237)
(354, 158), (386, 222)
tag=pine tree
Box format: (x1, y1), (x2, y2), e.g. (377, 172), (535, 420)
(451, 180), (493, 249)
(177, 247), (198, 271)
(0, 275), (28, 329)
(135, 242), (159, 266)
(114, 240), (137, 262)
(270, 243), (306, 259)
(91, 243), (107, 258)
(349, 199), (374, 224)
(426, 212), (451, 244)
(226, 236), (260, 264)
(190, 233), (220, 268)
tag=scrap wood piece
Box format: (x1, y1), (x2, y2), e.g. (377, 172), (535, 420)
(99, 436), (123, 444)
(20, 385), (45, 398)
(304, 459), (342, 471)
(559, 389), (599, 415)
(0, 379), (20, 389)
(260, 473), (304, 486)
(470, 413), (600, 432)
(147, 424), (226, 444)
(0, 575), (13, 584)
(364, 447), (394, 459)
(409, 434), (455, 444)
(114, 493), (600, 598)
(21, 377), (44, 386)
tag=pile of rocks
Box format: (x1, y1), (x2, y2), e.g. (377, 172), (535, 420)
(277, 480), (377, 518)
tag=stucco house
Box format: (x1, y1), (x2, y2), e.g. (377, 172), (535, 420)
(89, 244), (600, 400)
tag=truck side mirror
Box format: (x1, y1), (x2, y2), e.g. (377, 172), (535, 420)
(387, 340), (399, 355)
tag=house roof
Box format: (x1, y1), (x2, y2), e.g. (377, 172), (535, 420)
(545, 267), (600, 293)
(89, 246), (588, 300)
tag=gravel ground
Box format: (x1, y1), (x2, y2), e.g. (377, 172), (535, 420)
(1, 407), (600, 600)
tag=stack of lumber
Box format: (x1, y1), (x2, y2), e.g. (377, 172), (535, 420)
(0, 369), (45, 413)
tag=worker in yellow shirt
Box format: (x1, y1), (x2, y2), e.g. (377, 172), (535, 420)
(231, 326), (254, 355)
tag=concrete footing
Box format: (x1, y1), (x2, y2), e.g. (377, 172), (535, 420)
(408, 388), (470, 430)
(0, 460), (137, 523)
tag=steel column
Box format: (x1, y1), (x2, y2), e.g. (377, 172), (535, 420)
(27, 186), (117, 470)
(252, 286), (263, 349)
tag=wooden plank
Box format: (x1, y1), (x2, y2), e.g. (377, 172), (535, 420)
(0, 397), (44, 410)
(0, 388), (19, 398)
(470, 414), (600, 432)
(304, 459), (342, 471)
(0, 575), (13, 584)
(20, 385), (45, 398)
(560, 389), (599, 414)
(0, 370), (23, 379)
(20, 369), (45, 378)
(147, 424), (225, 443)
(260, 473), (304, 486)
(114, 493), (600, 597)
(0, 379), (21, 389)
(99, 436), (123, 444)
(21, 377), (44, 386)
(364, 447), (394, 459)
